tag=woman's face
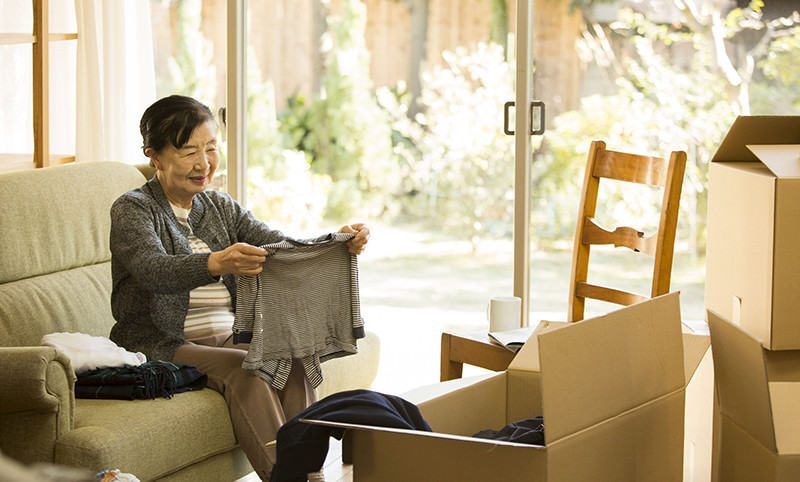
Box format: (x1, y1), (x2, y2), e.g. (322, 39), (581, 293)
(149, 119), (219, 209)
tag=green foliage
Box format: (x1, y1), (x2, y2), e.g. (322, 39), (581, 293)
(558, 3), (800, 253)
(159, 0), (217, 102)
(153, 0), (223, 173)
(761, 26), (800, 84)
(489, 0), (509, 50)
(247, 150), (330, 234)
(390, 42), (519, 245)
(278, 0), (396, 224)
(244, 49), (287, 175)
(244, 49), (331, 233)
(758, 26), (800, 112)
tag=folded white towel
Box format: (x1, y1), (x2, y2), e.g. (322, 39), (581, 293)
(41, 332), (146, 375)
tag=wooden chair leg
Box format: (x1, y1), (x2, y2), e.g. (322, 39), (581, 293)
(440, 333), (463, 381)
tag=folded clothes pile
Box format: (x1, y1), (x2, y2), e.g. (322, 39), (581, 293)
(75, 360), (207, 400)
(41, 332), (146, 374)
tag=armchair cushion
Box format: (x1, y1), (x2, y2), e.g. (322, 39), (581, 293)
(56, 390), (239, 480)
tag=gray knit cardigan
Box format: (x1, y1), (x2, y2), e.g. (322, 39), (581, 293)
(109, 174), (287, 361)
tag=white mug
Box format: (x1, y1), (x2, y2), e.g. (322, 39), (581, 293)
(487, 296), (521, 332)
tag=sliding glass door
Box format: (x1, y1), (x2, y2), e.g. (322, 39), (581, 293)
(222, 0), (538, 393)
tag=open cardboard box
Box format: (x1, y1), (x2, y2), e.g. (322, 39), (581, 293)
(707, 310), (800, 480)
(305, 293), (709, 481)
(682, 318), (714, 482)
(706, 115), (800, 350)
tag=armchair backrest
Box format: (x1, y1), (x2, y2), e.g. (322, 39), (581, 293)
(0, 162), (145, 346)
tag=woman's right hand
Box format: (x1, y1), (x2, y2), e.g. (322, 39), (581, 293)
(208, 243), (268, 277)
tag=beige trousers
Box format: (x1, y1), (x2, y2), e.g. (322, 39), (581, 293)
(174, 332), (317, 481)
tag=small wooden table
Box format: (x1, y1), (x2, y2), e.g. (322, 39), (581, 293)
(440, 330), (516, 381)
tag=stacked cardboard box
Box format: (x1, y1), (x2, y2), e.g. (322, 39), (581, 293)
(706, 116), (800, 350)
(706, 116), (800, 480)
(306, 292), (709, 481)
(707, 311), (800, 480)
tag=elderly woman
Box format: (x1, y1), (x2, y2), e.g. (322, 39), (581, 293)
(109, 95), (369, 481)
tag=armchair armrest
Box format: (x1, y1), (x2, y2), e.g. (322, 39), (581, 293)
(0, 346), (76, 465)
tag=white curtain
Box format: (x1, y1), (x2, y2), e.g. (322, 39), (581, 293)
(0, 1), (34, 156)
(75, 0), (156, 164)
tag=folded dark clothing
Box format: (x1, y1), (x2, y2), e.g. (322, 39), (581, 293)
(271, 389), (432, 482)
(473, 417), (545, 445)
(75, 360), (207, 400)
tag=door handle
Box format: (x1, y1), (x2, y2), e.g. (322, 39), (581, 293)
(503, 100), (545, 136)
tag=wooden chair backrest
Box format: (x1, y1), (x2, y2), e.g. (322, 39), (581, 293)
(567, 140), (687, 322)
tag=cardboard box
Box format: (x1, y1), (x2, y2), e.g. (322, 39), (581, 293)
(683, 345), (715, 482)
(707, 310), (800, 481)
(706, 115), (800, 350)
(306, 293), (709, 481)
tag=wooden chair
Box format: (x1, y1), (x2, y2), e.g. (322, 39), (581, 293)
(568, 139), (687, 321)
(440, 140), (687, 380)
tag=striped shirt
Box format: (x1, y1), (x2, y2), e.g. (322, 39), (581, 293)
(172, 204), (235, 338)
(233, 232), (365, 390)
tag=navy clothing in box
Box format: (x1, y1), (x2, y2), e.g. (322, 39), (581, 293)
(270, 389), (432, 482)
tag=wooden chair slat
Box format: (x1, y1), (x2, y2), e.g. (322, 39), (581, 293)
(581, 217), (657, 256)
(593, 150), (670, 187)
(575, 282), (650, 307)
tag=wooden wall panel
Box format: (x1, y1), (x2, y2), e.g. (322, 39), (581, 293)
(249, 0), (316, 109)
(364, 0), (410, 89)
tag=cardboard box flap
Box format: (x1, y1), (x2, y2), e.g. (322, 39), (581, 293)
(507, 320), (568, 372)
(538, 293), (685, 443)
(682, 331), (711, 384)
(401, 373), (496, 406)
(707, 310), (777, 452)
(747, 144), (800, 178)
(299, 418), (543, 449)
(769, 383), (800, 454)
(712, 116), (800, 162)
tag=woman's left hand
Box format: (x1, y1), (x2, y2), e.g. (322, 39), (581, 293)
(339, 223), (370, 255)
